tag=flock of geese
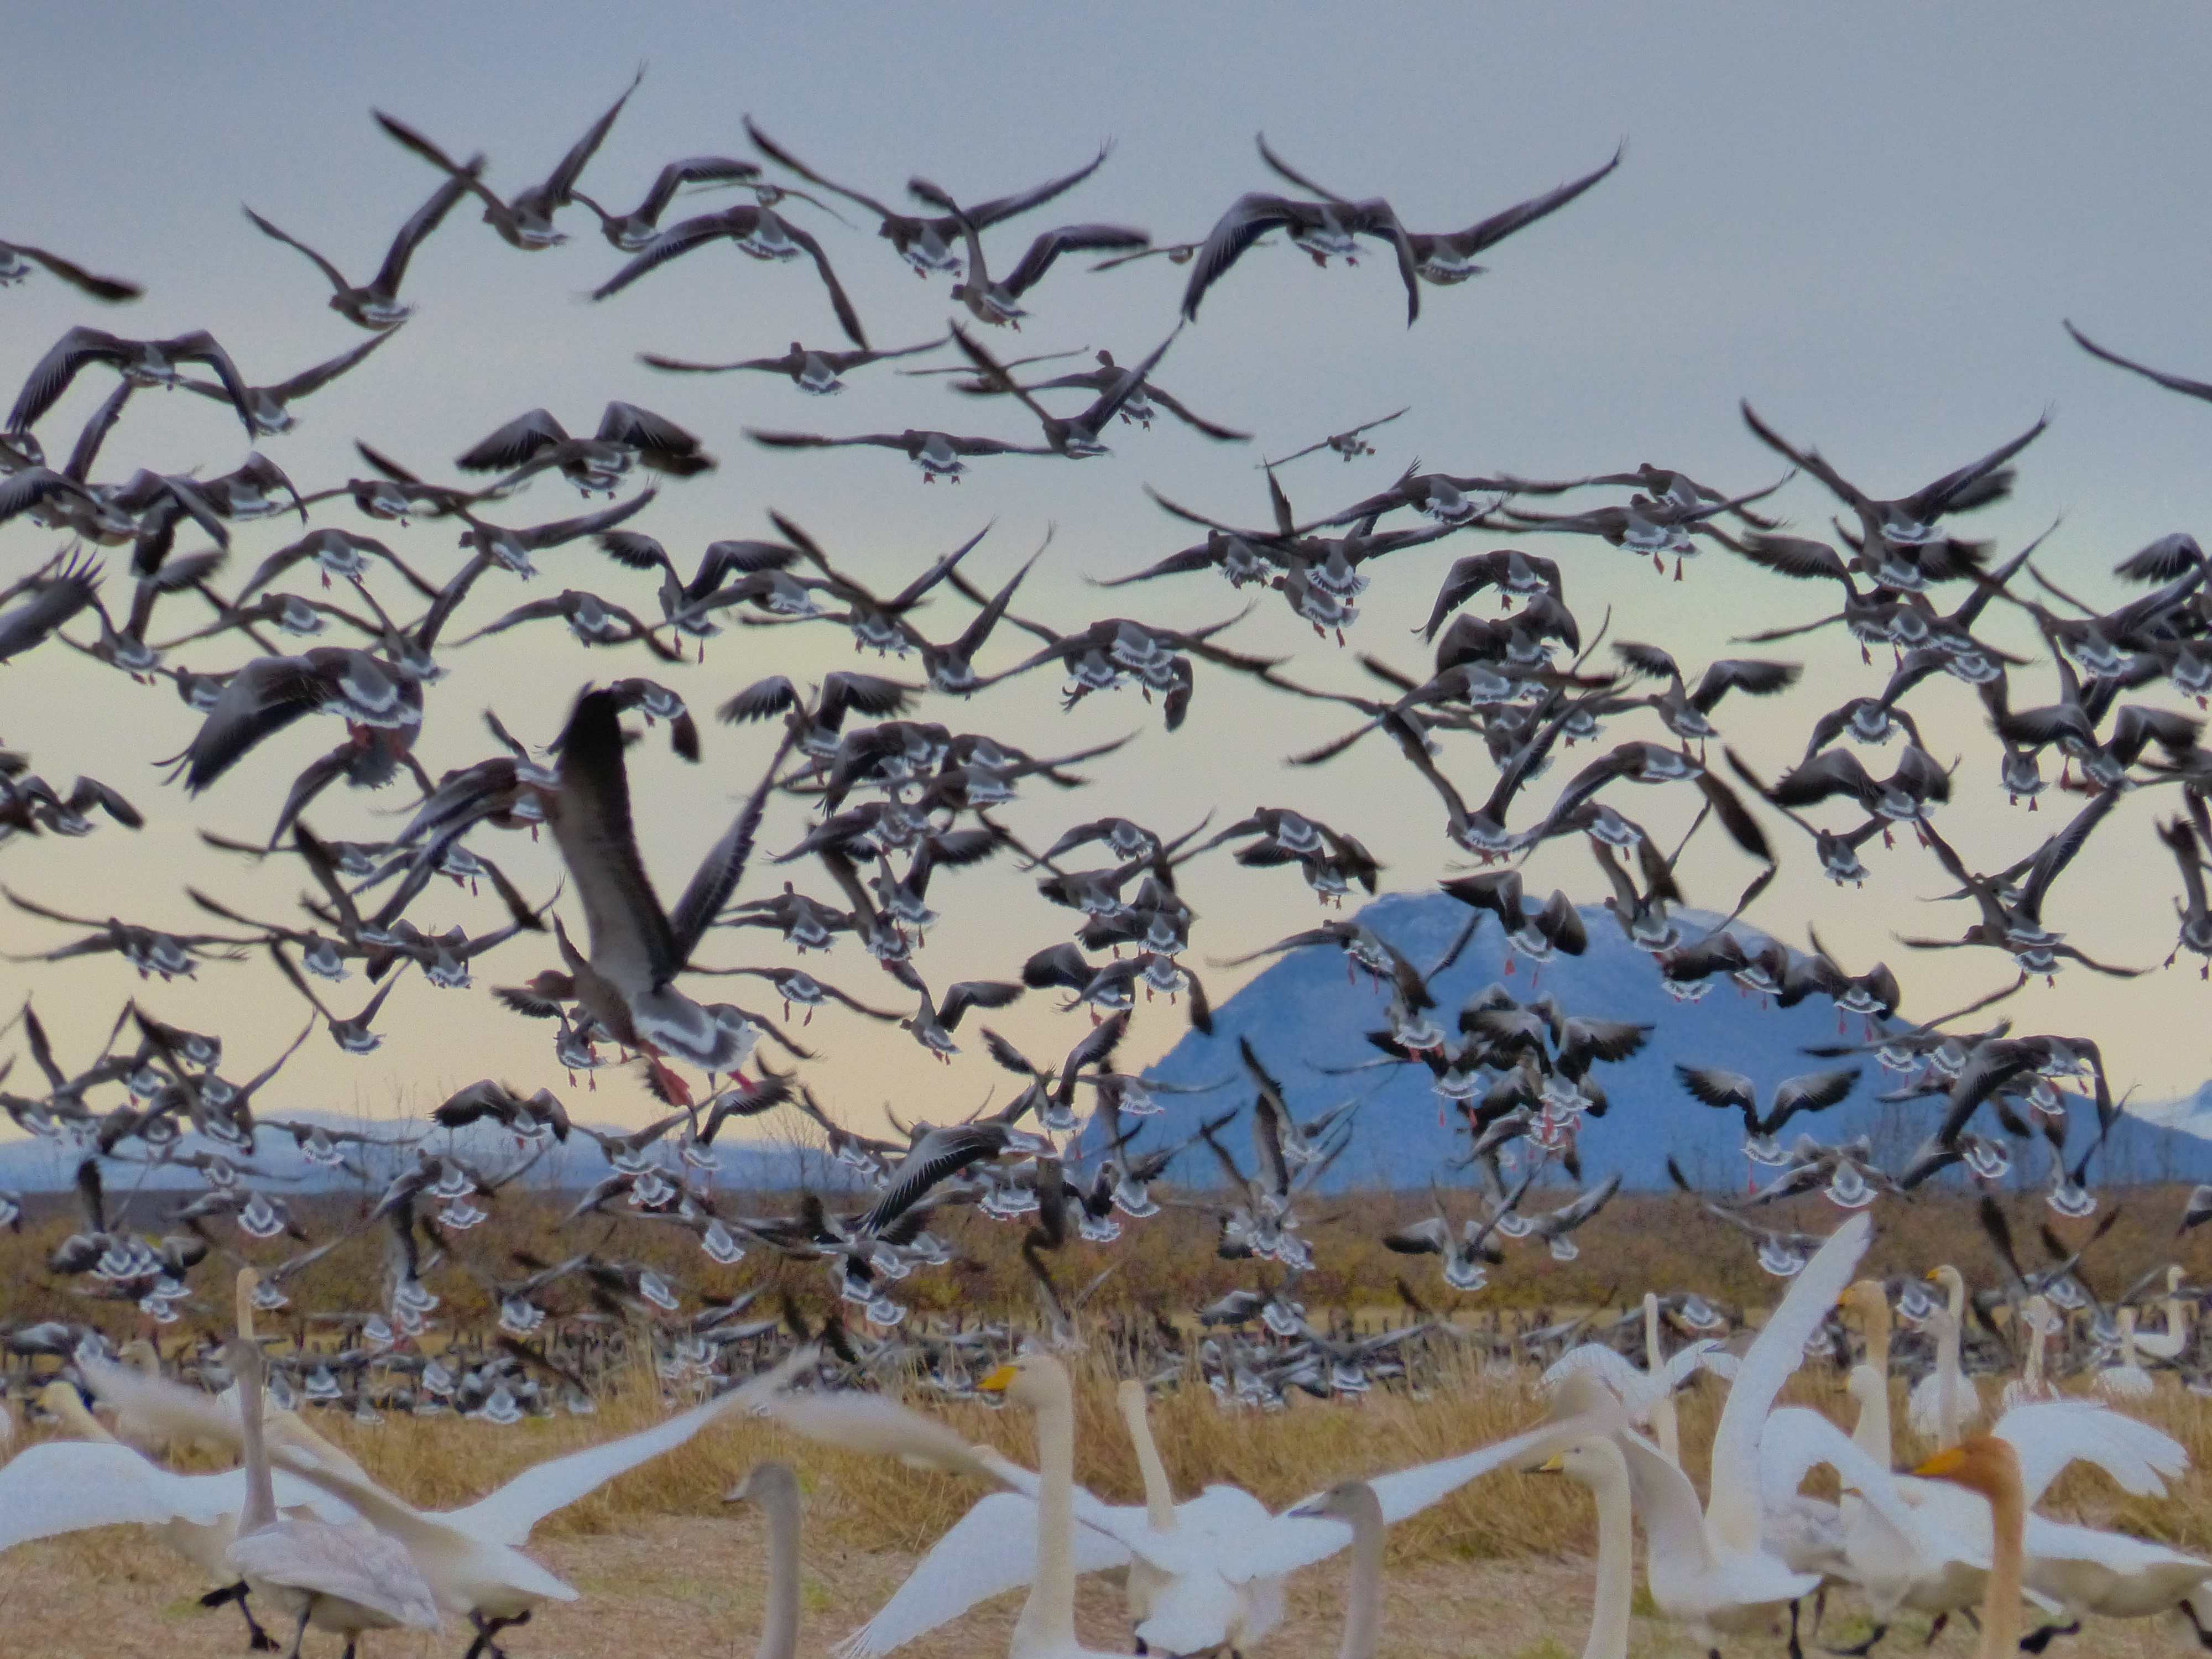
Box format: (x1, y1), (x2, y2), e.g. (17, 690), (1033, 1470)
(8, 65), (2212, 1659)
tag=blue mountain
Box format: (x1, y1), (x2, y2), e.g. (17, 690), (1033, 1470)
(1133, 891), (2212, 1191)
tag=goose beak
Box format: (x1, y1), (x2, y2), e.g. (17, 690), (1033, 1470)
(978, 1363), (1019, 1393)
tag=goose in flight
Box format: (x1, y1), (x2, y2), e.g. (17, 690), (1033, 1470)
(242, 159), (479, 328)
(0, 237), (141, 301)
(374, 70), (641, 250)
(544, 686), (796, 1100)
(744, 119), (1110, 276)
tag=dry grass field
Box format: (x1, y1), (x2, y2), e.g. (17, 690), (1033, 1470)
(8, 1347), (2212, 1659)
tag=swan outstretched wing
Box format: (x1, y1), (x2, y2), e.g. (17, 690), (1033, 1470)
(1994, 1400), (2187, 1509)
(456, 1348), (812, 1544)
(834, 1492), (1130, 1659)
(0, 1442), (349, 1549)
(1758, 1406), (1919, 1538)
(1707, 1211), (1870, 1553)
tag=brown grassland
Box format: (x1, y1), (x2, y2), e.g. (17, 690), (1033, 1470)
(6, 1187), (2212, 1656)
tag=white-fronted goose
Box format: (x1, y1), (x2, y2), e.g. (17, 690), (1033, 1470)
(572, 155), (764, 248)
(374, 70), (640, 251)
(745, 119), (1109, 275)
(747, 424), (1053, 481)
(8, 326), (258, 439)
(180, 330), (398, 437)
(546, 687), (796, 1099)
(0, 238), (142, 301)
(455, 403), (710, 494)
(640, 333), (944, 393)
(591, 201), (872, 348)
(242, 159), (477, 329)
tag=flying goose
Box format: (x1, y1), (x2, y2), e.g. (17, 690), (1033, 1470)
(242, 158), (479, 329)
(640, 334), (944, 393)
(544, 687), (796, 1101)
(571, 154), (766, 248)
(744, 119), (1109, 275)
(374, 70), (641, 251)
(747, 424), (1054, 481)
(1256, 135), (1624, 288)
(179, 331), (399, 436)
(962, 346), (1250, 440)
(455, 402), (711, 493)
(0, 237), (141, 300)
(8, 325), (258, 439)
(591, 202), (872, 348)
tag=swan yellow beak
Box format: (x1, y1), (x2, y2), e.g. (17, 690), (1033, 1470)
(979, 1363), (1019, 1393)
(1923, 1268), (1942, 1281)
(1531, 1452), (1566, 1474)
(1913, 1446), (1966, 1478)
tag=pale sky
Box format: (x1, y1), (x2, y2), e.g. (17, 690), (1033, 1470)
(8, 3), (2212, 1149)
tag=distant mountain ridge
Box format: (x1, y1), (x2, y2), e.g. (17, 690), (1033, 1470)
(1128, 890), (2212, 1192)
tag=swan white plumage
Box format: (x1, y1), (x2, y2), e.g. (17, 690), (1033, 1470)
(2000, 1295), (2061, 1411)
(1542, 1291), (1732, 1467)
(827, 1371), (1623, 1659)
(2096, 1307), (2156, 1399)
(0, 1379), (363, 1652)
(86, 1326), (814, 1656)
(1536, 1435), (1634, 1659)
(1282, 1480), (1384, 1659)
(2128, 1266), (2192, 1363)
(726, 1460), (804, 1659)
(223, 1335), (444, 1658)
(1616, 1212), (1928, 1651)
(1907, 1266), (1983, 1447)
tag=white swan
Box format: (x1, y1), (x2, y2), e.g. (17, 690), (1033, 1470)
(2096, 1307), (2157, 1399)
(1614, 1212), (1923, 1652)
(0, 1378), (358, 1652)
(1542, 1291), (1732, 1467)
(1282, 1481), (1383, 1659)
(826, 1370), (1624, 1659)
(1536, 1435), (1634, 1659)
(1906, 1266), (1983, 1447)
(2128, 1266), (2192, 1362)
(223, 1335), (443, 1658)
(2000, 1295), (2061, 1411)
(977, 1354), (1136, 1659)
(86, 1324), (814, 1656)
(726, 1461), (803, 1659)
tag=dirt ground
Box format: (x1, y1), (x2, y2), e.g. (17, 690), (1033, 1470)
(3, 1512), (2195, 1659)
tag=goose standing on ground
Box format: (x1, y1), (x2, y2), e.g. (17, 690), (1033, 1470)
(223, 1335), (442, 1658)
(726, 1462), (804, 1659)
(1283, 1481), (1384, 1659)
(1910, 1266), (1984, 1446)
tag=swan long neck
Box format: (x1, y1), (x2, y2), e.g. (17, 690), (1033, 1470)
(1580, 1443), (1634, 1659)
(232, 1344), (277, 1536)
(1936, 1310), (1963, 1451)
(755, 1475), (802, 1659)
(1118, 1381), (1177, 1532)
(1642, 1297), (1679, 1465)
(2119, 1306), (2138, 1367)
(1849, 1365), (1891, 1468)
(1013, 1366), (1079, 1657)
(2021, 1297), (2048, 1388)
(1338, 1491), (1385, 1659)
(1979, 1464), (2026, 1659)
